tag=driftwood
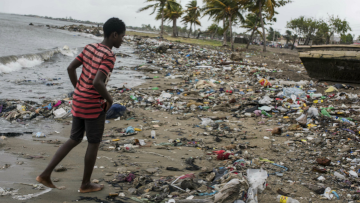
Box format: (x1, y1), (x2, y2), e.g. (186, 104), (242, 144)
(177, 199), (213, 203)
(215, 62), (261, 66)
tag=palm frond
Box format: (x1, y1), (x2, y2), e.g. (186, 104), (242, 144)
(138, 4), (155, 12)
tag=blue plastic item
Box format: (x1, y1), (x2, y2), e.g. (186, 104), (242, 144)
(125, 126), (135, 134)
(332, 191), (339, 199)
(106, 104), (126, 119)
(43, 103), (52, 110)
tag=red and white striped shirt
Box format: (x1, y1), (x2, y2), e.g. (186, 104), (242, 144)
(71, 43), (115, 119)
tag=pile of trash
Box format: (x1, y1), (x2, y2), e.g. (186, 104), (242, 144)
(0, 98), (73, 122)
(97, 37), (360, 202)
(3, 33), (360, 203)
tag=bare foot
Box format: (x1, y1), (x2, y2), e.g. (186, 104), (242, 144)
(79, 183), (104, 193)
(36, 176), (56, 188)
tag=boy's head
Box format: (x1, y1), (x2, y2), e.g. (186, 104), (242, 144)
(103, 18), (126, 48)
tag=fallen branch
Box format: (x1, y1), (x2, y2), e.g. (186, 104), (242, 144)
(215, 62), (262, 67)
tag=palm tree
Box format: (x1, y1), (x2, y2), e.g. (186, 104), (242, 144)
(246, 0), (291, 52)
(138, 0), (180, 38)
(156, 3), (183, 37)
(203, 0), (245, 51)
(207, 23), (220, 39)
(203, 0), (228, 45)
(182, 0), (201, 38)
(241, 13), (262, 49)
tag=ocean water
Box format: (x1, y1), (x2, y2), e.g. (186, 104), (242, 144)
(0, 12), (145, 102)
(0, 13), (146, 135)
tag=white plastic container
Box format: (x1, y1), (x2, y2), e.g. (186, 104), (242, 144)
(32, 132), (46, 138)
(151, 130), (156, 139)
(334, 171), (345, 179)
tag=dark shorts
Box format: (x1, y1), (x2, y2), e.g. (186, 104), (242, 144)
(70, 111), (106, 143)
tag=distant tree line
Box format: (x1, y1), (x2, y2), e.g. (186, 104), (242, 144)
(138, 0), (292, 52)
(286, 15), (354, 48)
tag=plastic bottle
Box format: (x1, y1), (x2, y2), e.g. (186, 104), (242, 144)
(341, 118), (355, 125)
(321, 109), (331, 117)
(290, 104), (300, 109)
(261, 110), (272, 117)
(130, 95), (137, 100)
(276, 195), (300, 203)
(310, 93), (322, 99)
(151, 130), (156, 139)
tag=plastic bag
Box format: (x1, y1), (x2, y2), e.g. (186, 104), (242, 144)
(246, 187), (258, 203)
(258, 95), (272, 105)
(258, 106), (272, 111)
(296, 114), (308, 125)
(247, 168), (267, 192)
(214, 179), (244, 203)
(201, 118), (214, 126)
(283, 88), (306, 98)
(159, 91), (172, 99)
(325, 86), (338, 93)
(125, 126), (135, 134)
(308, 107), (319, 117)
(106, 104), (126, 119)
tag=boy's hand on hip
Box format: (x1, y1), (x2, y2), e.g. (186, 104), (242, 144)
(105, 101), (113, 112)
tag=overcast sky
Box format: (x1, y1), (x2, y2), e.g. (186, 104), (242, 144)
(1, 0), (360, 37)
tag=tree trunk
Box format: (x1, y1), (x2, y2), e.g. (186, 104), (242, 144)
(211, 26), (218, 39)
(291, 36), (296, 50)
(161, 9), (164, 38)
(172, 18), (177, 37)
(230, 15), (234, 51)
(176, 24), (179, 37)
(246, 19), (258, 49)
(259, 1), (266, 52)
(194, 24), (196, 37)
(187, 23), (192, 38)
(246, 28), (256, 49)
(223, 15), (227, 45)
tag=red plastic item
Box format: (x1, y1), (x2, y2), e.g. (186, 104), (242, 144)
(217, 153), (230, 160)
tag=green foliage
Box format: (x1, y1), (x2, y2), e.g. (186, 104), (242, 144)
(286, 16), (318, 37)
(138, 0), (180, 37)
(287, 15), (352, 44)
(266, 27), (280, 41)
(182, 0), (201, 26)
(340, 33), (354, 44)
(155, 3), (183, 22)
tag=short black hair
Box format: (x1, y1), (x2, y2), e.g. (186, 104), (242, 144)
(103, 17), (126, 38)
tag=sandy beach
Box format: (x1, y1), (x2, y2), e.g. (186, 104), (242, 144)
(2, 16), (360, 203)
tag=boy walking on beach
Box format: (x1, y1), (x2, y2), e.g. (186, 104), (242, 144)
(36, 17), (126, 193)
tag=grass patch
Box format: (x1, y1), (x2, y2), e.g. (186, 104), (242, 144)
(127, 31), (224, 48)
(126, 31), (254, 51)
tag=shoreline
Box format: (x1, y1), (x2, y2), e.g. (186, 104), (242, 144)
(1, 27), (360, 203)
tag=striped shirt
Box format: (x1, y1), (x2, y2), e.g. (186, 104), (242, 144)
(71, 43), (116, 119)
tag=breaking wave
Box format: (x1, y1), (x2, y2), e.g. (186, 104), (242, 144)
(0, 46), (78, 74)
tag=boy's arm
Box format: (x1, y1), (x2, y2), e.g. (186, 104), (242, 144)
(93, 71), (113, 110)
(67, 59), (82, 88)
